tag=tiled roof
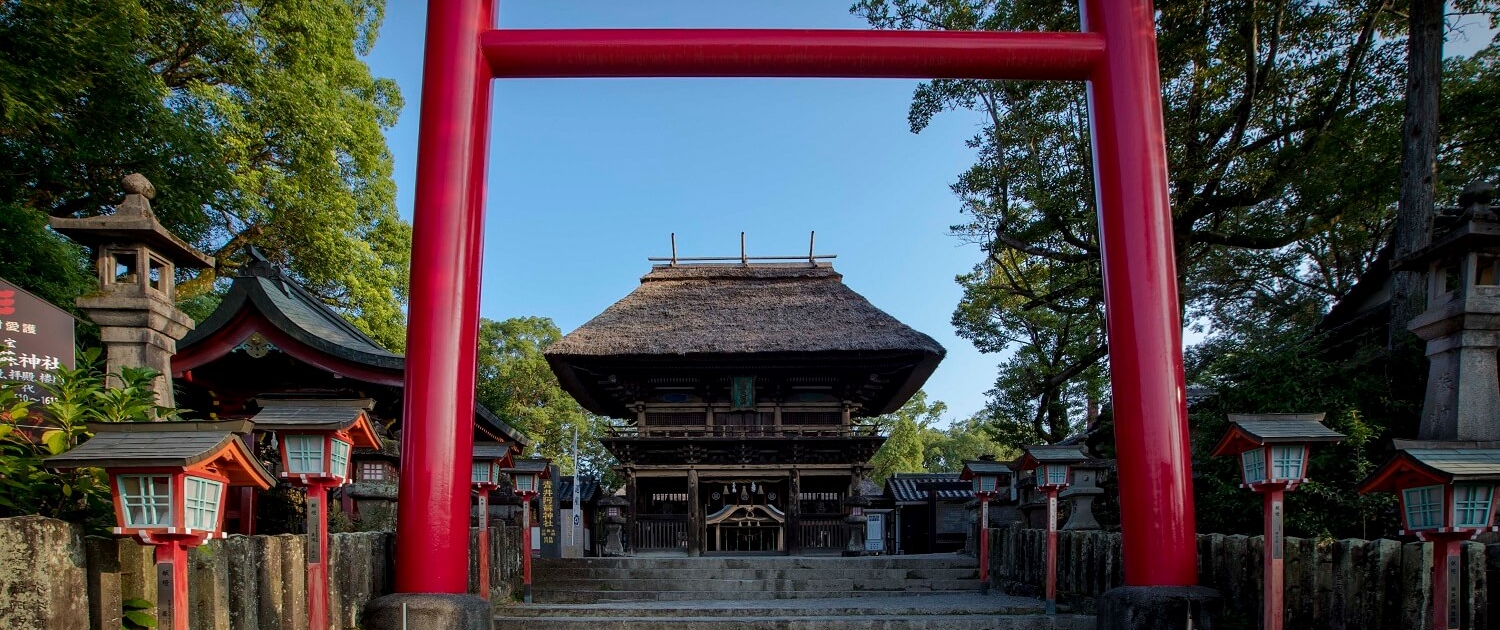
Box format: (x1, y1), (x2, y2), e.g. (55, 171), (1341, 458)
(1226, 413), (1344, 443)
(473, 442), (514, 460)
(884, 473), (974, 505)
(250, 400), (371, 431)
(557, 475), (602, 507)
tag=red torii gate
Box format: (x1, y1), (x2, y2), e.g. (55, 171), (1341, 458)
(386, 0), (1202, 624)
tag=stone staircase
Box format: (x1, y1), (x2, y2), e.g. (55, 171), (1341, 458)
(494, 555), (1093, 629)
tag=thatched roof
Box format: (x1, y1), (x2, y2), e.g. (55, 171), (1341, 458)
(545, 263), (945, 416)
(547, 263), (944, 357)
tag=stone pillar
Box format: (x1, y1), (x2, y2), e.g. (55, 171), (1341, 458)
(50, 175), (213, 412)
(787, 470), (802, 555)
(623, 468), (637, 555)
(1411, 318), (1500, 440)
(686, 469), (701, 557)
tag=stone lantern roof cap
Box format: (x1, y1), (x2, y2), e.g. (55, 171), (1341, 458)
(49, 174), (214, 269)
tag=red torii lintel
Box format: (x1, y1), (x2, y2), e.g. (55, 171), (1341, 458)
(398, 0), (1196, 596)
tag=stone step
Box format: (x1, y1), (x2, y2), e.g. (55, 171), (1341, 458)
(534, 590), (987, 603)
(501, 598), (1049, 618)
(533, 556), (978, 571)
(534, 567), (981, 581)
(534, 578), (983, 593)
(493, 613), (1095, 629)
(495, 595), (1089, 630)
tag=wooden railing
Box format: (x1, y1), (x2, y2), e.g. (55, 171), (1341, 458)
(634, 516), (689, 551)
(799, 518), (848, 551)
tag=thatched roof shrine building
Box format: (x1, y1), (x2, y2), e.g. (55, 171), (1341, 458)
(547, 261), (944, 556)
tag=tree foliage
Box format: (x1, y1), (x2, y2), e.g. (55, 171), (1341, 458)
(0, 0), (410, 348)
(868, 390), (1013, 482)
(476, 316), (621, 489)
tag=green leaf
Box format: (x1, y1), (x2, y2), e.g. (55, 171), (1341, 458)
(121, 598), (153, 610)
(41, 430), (68, 455)
(122, 609), (158, 628)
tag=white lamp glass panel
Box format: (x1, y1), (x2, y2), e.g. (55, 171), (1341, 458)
(285, 435), (326, 474)
(515, 474), (535, 493)
(472, 462), (493, 484)
(1241, 449), (1267, 484)
(330, 439), (351, 479)
(1453, 484), (1494, 529)
(1403, 485), (1445, 530)
(118, 475), (173, 528)
(184, 477), (224, 531)
(1271, 445), (1305, 480)
(1044, 465), (1069, 487)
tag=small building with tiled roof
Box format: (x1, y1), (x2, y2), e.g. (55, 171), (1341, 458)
(881, 472), (984, 554)
(168, 250), (529, 534)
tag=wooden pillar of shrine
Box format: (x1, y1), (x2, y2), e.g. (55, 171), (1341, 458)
(687, 468), (702, 557)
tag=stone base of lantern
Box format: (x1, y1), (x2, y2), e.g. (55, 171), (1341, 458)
(1096, 585), (1222, 630)
(362, 593), (494, 630)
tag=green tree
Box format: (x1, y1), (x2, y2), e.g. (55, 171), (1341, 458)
(0, 0), (410, 348)
(869, 414), (927, 484)
(476, 316), (620, 488)
(852, 0), (1422, 438)
(922, 415), (1015, 472)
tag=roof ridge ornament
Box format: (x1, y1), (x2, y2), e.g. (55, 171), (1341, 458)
(648, 231), (837, 267)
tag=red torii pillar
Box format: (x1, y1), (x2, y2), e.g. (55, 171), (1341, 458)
(363, 1), (1218, 627)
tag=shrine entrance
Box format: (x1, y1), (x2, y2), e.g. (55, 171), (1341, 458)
(703, 477), (788, 554)
(393, 0), (1202, 603)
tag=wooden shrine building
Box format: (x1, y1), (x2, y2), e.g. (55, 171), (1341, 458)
(170, 250), (529, 533)
(546, 261), (944, 555)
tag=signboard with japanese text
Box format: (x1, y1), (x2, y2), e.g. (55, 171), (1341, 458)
(540, 464), (561, 557)
(0, 279), (75, 405)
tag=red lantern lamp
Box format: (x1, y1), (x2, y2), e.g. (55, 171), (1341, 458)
(46, 421), (273, 630)
(503, 457), (551, 603)
(1016, 444), (1089, 616)
(1359, 440), (1500, 630)
(250, 399), (382, 630)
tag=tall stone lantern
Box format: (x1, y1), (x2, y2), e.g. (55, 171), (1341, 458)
(50, 174), (214, 408)
(1394, 181), (1500, 440)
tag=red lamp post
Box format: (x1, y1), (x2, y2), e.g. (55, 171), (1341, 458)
(45, 421), (274, 630)
(961, 459), (1012, 595)
(503, 458), (550, 603)
(1359, 441), (1500, 630)
(251, 401), (382, 630)
(1210, 413), (1344, 630)
(1018, 445), (1088, 615)
(472, 442), (514, 599)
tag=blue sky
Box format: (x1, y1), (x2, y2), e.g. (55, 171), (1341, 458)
(364, 1), (998, 422)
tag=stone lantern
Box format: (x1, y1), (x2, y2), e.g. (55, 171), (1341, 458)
(45, 421), (273, 630)
(1210, 413), (1344, 630)
(472, 442), (514, 599)
(1360, 440), (1500, 630)
(599, 494), (630, 557)
(1017, 444), (1089, 615)
(961, 457), (1012, 593)
(1393, 181), (1500, 441)
(49, 174), (214, 409)
(249, 399), (381, 630)
(503, 458), (551, 603)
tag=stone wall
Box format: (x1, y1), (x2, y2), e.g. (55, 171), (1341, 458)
(988, 525), (1498, 629)
(0, 516), (523, 630)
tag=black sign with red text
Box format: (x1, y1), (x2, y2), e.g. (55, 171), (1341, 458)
(0, 278), (75, 405)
